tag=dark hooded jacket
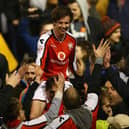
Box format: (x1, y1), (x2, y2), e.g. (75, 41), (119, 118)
(0, 53), (9, 88)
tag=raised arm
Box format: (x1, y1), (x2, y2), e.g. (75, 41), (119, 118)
(21, 73), (65, 129)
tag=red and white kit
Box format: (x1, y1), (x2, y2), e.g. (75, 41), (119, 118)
(36, 30), (77, 80)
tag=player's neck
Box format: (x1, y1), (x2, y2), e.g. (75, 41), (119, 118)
(53, 29), (66, 42)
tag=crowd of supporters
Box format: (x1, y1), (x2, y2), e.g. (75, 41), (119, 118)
(0, 0), (129, 129)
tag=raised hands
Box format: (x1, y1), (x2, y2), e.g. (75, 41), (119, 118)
(5, 64), (28, 88)
(92, 39), (110, 58)
(18, 64), (28, 79)
(103, 48), (111, 68)
(54, 73), (65, 92)
(6, 71), (21, 88)
(75, 59), (85, 76)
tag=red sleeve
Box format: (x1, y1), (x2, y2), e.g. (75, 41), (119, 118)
(58, 118), (78, 129)
(40, 41), (49, 70)
(21, 122), (47, 129)
(21, 114), (47, 129)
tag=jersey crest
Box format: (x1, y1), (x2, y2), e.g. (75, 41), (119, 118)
(57, 51), (66, 61)
(68, 42), (73, 50)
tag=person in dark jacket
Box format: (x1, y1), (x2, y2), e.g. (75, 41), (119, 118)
(0, 0), (20, 60)
(107, 0), (129, 44)
(68, 0), (104, 45)
(70, 39), (110, 129)
(18, 17), (53, 56)
(0, 70), (22, 118)
(101, 16), (129, 65)
(0, 0), (20, 33)
(0, 55), (26, 118)
(0, 53), (9, 88)
(1, 73), (64, 129)
(101, 45), (129, 115)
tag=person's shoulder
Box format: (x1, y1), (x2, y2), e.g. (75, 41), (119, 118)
(53, 114), (70, 122)
(22, 115), (47, 127)
(39, 30), (52, 40)
(44, 114), (71, 128)
(66, 31), (76, 42)
(38, 31), (53, 44)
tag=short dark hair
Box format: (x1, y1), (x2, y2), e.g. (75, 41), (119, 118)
(4, 97), (21, 122)
(63, 87), (81, 110)
(51, 5), (73, 22)
(77, 39), (95, 63)
(21, 55), (35, 65)
(45, 76), (58, 91)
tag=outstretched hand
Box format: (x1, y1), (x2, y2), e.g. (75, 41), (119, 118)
(54, 73), (65, 92)
(103, 48), (111, 68)
(32, 63), (43, 83)
(92, 39), (110, 58)
(18, 64), (28, 79)
(76, 59), (85, 76)
(6, 71), (21, 88)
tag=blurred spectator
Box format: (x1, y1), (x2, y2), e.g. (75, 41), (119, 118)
(98, 87), (113, 120)
(101, 16), (129, 64)
(29, 0), (47, 11)
(104, 80), (129, 116)
(70, 39), (110, 129)
(68, 0), (104, 44)
(101, 46), (129, 111)
(87, 0), (101, 19)
(107, 0), (129, 44)
(116, 55), (129, 80)
(58, 0), (69, 5)
(18, 17), (53, 57)
(0, 65), (25, 118)
(11, 56), (42, 120)
(0, 53), (9, 88)
(0, 0), (20, 60)
(17, 0), (55, 61)
(0, 0), (20, 34)
(41, 0), (58, 24)
(96, 0), (109, 18)
(13, 56), (36, 98)
(96, 87), (113, 129)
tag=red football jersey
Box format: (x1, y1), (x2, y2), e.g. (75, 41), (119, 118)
(36, 30), (77, 80)
(44, 114), (78, 129)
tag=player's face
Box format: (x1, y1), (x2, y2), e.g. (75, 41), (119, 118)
(53, 16), (71, 36)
